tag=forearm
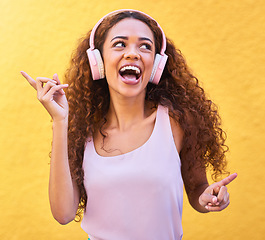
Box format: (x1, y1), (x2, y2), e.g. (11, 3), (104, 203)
(49, 119), (79, 224)
(187, 183), (210, 213)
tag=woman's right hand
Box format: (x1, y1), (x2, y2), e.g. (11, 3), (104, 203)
(21, 71), (69, 122)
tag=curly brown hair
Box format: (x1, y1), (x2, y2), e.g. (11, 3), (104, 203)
(64, 11), (229, 219)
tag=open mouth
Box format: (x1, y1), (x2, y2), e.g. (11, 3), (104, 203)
(119, 65), (142, 83)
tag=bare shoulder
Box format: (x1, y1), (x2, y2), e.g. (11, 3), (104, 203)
(169, 114), (184, 154)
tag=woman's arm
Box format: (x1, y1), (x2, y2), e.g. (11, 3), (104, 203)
(49, 119), (80, 224)
(180, 158), (210, 213)
(169, 117), (207, 212)
(21, 71), (80, 224)
(181, 144), (237, 213)
(170, 116), (237, 213)
(172, 121), (211, 213)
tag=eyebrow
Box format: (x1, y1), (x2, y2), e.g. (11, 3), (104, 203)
(110, 36), (153, 44)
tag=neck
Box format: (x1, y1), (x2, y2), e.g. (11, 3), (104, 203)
(107, 94), (148, 131)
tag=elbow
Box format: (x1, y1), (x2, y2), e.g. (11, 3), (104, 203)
(58, 219), (72, 225)
(52, 211), (76, 225)
(54, 215), (75, 225)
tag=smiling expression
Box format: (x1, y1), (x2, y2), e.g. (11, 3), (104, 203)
(102, 18), (155, 99)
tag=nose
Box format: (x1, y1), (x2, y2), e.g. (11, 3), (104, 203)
(123, 46), (140, 60)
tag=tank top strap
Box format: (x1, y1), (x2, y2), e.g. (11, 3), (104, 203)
(153, 105), (175, 145)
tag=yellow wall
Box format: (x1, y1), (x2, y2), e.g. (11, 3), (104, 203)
(1, 0), (264, 239)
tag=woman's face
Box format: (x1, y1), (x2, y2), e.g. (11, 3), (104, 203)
(102, 18), (155, 99)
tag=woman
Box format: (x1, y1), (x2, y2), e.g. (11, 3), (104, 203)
(21, 9), (237, 240)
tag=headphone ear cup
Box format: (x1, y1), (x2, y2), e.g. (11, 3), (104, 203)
(149, 53), (168, 85)
(86, 48), (105, 80)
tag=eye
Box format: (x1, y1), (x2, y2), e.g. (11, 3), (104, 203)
(139, 43), (152, 51)
(113, 41), (126, 48)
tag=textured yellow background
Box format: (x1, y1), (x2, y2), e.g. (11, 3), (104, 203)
(1, 0), (264, 239)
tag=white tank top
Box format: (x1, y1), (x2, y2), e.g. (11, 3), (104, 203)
(81, 105), (184, 240)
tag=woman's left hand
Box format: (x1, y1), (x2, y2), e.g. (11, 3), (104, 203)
(199, 173), (237, 212)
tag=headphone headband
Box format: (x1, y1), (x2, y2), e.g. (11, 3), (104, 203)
(89, 9), (167, 56)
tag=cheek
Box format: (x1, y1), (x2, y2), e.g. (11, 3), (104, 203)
(102, 55), (113, 74)
(104, 60), (117, 74)
(144, 56), (155, 75)
(104, 61), (119, 84)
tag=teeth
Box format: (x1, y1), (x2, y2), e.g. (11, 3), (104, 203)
(120, 65), (140, 74)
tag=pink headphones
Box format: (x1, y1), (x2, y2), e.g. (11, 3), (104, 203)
(86, 9), (168, 85)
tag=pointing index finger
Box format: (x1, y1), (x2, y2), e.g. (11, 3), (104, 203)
(219, 173), (238, 187)
(21, 71), (37, 90)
